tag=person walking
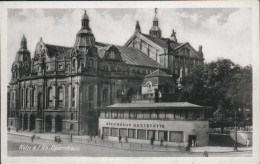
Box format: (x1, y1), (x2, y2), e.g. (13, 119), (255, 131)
(101, 134), (104, 140)
(125, 136), (128, 143)
(31, 135), (35, 143)
(69, 134), (71, 142)
(203, 151), (208, 157)
(246, 139), (250, 147)
(118, 135), (122, 143)
(160, 137), (164, 146)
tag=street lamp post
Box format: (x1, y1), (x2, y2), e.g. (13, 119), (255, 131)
(234, 109), (238, 151)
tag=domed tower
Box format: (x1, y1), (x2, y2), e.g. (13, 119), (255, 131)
(149, 8), (161, 38)
(74, 10), (96, 52)
(11, 35), (31, 79)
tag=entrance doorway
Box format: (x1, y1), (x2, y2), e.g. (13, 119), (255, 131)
(158, 131), (168, 141)
(19, 114), (22, 130)
(188, 135), (197, 147)
(29, 114), (36, 131)
(23, 114), (28, 130)
(38, 93), (42, 116)
(55, 115), (63, 132)
(45, 115), (52, 132)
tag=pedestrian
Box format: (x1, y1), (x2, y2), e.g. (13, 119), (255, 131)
(58, 137), (61, 144)
(196, 140), (199, 147)
(233, 142), (238, 151)
(125, 136), (128, 143)
(160, 137), (164, 146)
(118, 135), (122, 143)
(150, 137), (154, 145)
(8, 127), (10, 132)
(31, 135), (35, 143)
(70, 134), (73, 142)
(203, 151), (208, 157)
(185, 140), (190, 152)
(246, 139), (250, 147)
(101, 134), (104, 140)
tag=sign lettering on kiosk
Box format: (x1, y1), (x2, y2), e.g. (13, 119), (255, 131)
(106, 122), (165, 129)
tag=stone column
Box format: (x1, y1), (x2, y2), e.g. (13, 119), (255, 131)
(68, 84), (71, 108)
(21, 118), (24, 130)
(94, 84), (98, 108)
(51, 118), (56, 133)
(167, 131), (170, 142)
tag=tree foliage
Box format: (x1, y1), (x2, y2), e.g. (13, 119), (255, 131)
(178, 58), (252, 131)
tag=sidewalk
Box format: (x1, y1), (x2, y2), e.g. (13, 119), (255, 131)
(8, 130), (252, 153)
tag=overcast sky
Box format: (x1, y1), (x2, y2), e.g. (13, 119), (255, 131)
(8, 8), (252, 75)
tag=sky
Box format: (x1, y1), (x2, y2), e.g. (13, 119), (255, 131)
(7, 8), (252, 76)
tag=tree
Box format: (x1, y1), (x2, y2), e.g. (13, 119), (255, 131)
(179, 58), (252, 132)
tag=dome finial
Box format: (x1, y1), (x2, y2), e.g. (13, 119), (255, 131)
(135, 20), (141, 33)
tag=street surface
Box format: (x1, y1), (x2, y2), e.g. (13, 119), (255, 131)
(8, 134), (252, 157)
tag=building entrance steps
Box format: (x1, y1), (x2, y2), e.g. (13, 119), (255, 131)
(8, 130), (252, 153)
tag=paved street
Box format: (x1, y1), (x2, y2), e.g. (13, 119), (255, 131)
(8, 134), (252, 157)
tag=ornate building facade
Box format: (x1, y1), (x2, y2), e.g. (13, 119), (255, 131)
(7, 10), (204, 135)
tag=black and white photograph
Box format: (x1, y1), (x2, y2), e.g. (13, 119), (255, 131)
(0, 1), (259, 164)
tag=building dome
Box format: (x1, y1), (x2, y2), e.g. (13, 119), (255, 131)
(74, 10), (95, 52)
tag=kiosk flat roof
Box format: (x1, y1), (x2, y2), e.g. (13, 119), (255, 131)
(99, 102), (211, 110)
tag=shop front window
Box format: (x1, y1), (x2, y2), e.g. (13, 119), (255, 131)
(111, 128), (118, 137)
(137, 130), (146, 139)
(128, 129), (136, 138)
(119, 128), (127, 137)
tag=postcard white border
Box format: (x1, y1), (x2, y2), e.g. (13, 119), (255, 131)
(0, 1), (259, 164)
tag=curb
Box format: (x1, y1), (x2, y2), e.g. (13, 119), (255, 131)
(8, 133), (252, 153)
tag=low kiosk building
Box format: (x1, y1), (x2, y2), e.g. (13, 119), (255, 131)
(98, 102), (211, 147)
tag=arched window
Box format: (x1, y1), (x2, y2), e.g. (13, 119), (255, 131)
(72, 58), (76, 68)
(48, 87), (53, 107)
(21, 89), (24, 107)
(32, 88), (35, 107)
(70, 124), (74, 130)
(103, 89), (108, 103)
(26, 88), (29, 107)
(58, 87), (64, 107)
(88, 85), (94, 101)
(72, 87), (75, 107)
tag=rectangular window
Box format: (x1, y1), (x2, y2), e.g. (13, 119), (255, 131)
(124, 111), (129, 119)
(119, 128), (127, 137)
(151, 111), (158, 119)
(166, 111), (174, 119)
(112, 110), (118, 118)
(111, 128), (118, 137)
(103, 127), (110, 136)
(137, 111), (143, 119)
(119, 110), (124, 118)
(59, 65), (63, 69)
(129, 111), (137, 119)
(169, 131), (183, 142)
(137, 130), (146, 139)
(147, 130), (155, 140)
(159, 111), (166, 119)
(128, 129), (136, 138)
(143, 111), (150, 119)
(158, 131), (168, 141)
